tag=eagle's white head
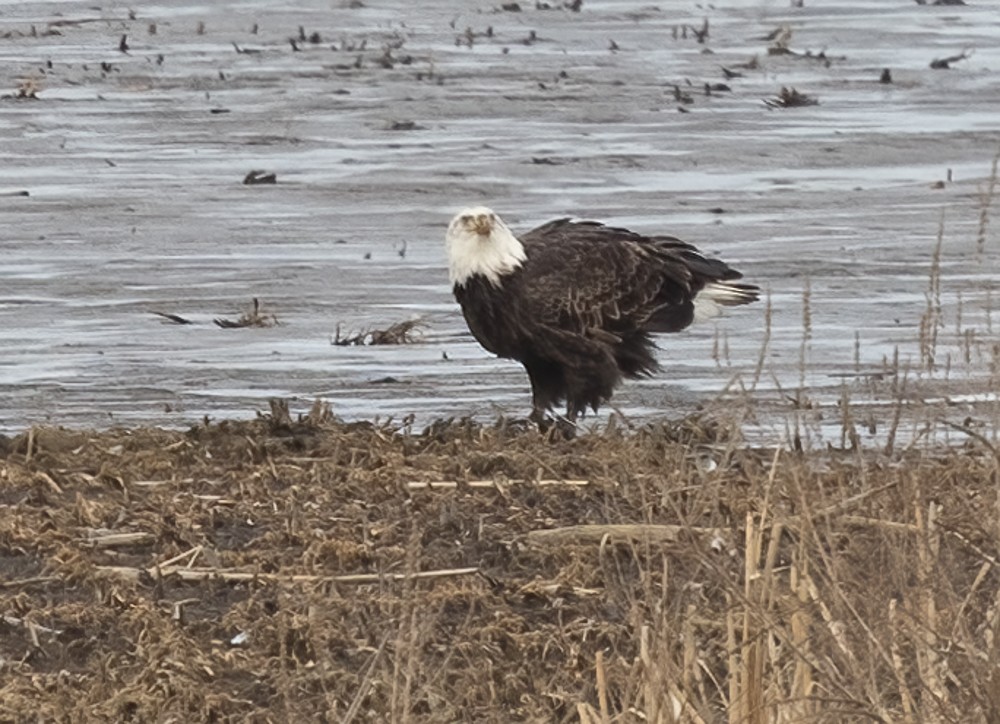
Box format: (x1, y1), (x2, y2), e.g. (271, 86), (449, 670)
(446, 206), (526, 287)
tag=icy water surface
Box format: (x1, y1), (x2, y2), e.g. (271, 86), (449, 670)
(1, 0), (999, 445)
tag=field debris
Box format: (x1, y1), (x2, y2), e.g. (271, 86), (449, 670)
(2, 77), (42, 100)
(1, 413), (999, 721)
(764, 24), (792, 54)
(17, 77), (41, 98)
(243, 169), (277, 184)
(930, 48), (972, 69)
(764, 86), (818, 108)
(385, 119), (425, 131)
(762, 25), (844, 65)
(151, 310), (193, 324)
(332, 317), (425, 345)
(261, 397), (336, 429)
(214, 297), (278, 328)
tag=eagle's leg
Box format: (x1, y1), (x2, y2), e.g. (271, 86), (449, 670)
(525, 364), (553, 431)
(524, 362), (576, 439)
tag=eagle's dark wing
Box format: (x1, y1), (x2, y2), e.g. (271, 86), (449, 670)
(517, 218), (746, 337)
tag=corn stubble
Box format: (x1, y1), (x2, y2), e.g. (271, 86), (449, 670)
(0, 401), (998, 723)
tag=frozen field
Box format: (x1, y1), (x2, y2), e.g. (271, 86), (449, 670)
(1, 0), (998, 445)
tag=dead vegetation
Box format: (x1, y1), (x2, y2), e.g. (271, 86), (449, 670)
(764, 86), (819, 108)
(214, 298), (278, 329)
(761, 25), (845, 66)
(2, 77), (41, 100)
(242, 170), (277, 185)
(151, 310), (193, 325)
(332, 318), (425, 346)
(1, 408), (1000, 722)
(930, 49), (972, 70)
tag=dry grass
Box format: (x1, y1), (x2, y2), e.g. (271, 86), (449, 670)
(1, 407), (999, 723)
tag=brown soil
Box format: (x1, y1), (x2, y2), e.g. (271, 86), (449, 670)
(1, 411), (997, 722)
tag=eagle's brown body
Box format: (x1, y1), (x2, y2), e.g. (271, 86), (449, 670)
(447, 210), (758, 427)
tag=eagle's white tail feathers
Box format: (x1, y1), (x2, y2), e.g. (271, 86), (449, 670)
(692, 282), (759, 323)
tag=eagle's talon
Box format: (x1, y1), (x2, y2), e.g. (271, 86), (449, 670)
(529, 410), (577, 440)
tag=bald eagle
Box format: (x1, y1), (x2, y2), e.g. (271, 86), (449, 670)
(446, 206), (759, 431)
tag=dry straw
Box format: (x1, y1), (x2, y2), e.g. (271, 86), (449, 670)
(1, 346), (999, 723)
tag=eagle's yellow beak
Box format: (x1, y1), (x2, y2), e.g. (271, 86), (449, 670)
(473, 214), (493, 237)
